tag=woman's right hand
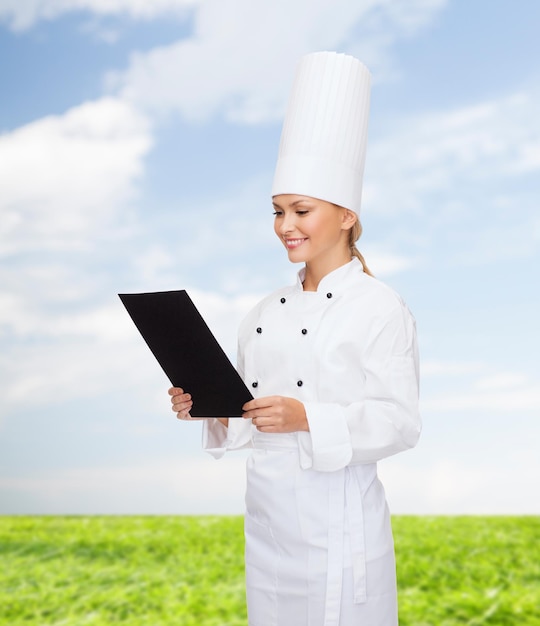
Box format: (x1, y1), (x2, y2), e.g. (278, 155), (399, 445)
(168, 387), (229, 427)
(168, 387), (196, 420)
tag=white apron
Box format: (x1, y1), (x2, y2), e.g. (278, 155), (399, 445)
(244, 432), (398, 626)
(203, 259), (421, 626)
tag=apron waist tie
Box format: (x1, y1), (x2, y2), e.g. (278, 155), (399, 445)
(347, 467), (367, 604)
(324, 468), (367, 626)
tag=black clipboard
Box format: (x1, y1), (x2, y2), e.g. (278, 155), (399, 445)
(119, 290), (253, 417)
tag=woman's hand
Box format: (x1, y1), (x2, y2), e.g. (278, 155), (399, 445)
(169, 387), (196, 420)
(169, 386), (208, 422)
(242, 396), (309, 433)
(168, 388), (228, 427)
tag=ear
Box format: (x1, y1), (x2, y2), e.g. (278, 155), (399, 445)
(341, 209), (357, 231)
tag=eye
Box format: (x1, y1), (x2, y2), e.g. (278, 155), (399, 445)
(273, 210), (283, 216)
(296, 210), (309, 216)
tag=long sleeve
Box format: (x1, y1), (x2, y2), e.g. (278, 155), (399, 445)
(202, 325), (254, 459)
(297, 301), (421, 471)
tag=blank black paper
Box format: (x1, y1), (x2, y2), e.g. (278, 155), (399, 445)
(119, 290), (252, 417)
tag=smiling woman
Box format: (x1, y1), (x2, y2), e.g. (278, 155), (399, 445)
(169, 51), (421, 626)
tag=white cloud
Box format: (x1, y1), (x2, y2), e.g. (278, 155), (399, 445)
(0, 97), (152, 254)
(0, 331), (150, 410)
(420, 359), (487, 377)
(474, 372), (531, 391)
(362, 87), (540, 266)
(0, 454), (248, 514)
(365, 90), (540, 217)
(108, 0), (447, 123)
(380, 454), (540, 514)
(422, 385), (540, 412)
(0, 0), (446, 39)
(3, 446), (539, 515)
(418, 360), (540, 412)
(420, 364), (540, 412)
(0, 0), (197, 31)
(362, 248), (417, 275)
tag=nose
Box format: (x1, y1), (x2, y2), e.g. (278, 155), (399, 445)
(279, 212), (295, 234)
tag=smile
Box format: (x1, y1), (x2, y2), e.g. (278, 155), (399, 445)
(284, 238), (307, 249)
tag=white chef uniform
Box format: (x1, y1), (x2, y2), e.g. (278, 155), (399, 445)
(203, 258), (421, 626)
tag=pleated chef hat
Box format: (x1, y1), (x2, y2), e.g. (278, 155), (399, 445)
(272, 51), (371, 214)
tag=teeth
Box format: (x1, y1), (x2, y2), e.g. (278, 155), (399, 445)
(286, 239), (305, 247)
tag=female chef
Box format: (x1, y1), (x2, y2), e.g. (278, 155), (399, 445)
(169, 52), (421, 626)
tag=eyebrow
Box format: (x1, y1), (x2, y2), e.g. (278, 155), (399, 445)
(272, 199), (312, 209)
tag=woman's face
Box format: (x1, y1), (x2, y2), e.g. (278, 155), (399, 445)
(272, 194), (355, 267)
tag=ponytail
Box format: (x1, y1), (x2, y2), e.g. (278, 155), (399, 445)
(349, 219), (374, 277)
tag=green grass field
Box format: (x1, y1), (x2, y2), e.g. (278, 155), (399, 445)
(1, 516), (538, 625)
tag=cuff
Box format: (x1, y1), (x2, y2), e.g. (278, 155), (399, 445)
(298, 402), (353, 472)
(202, 418), (253, 459)
(202, 419), (230, 459)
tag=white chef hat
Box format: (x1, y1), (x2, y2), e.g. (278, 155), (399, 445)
(272, 51), (371, 215)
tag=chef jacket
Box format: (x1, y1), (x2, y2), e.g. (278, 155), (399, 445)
(203, 258), (420, 467)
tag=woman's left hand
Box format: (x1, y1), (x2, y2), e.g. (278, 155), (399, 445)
(242, 396), (309, 433)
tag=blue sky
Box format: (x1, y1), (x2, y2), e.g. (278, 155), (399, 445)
(1, 0), (539, 515)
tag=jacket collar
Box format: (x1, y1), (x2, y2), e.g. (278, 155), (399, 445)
(295, 258), (363, 294)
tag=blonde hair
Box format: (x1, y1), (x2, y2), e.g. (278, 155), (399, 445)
(349, 217), (374, 277)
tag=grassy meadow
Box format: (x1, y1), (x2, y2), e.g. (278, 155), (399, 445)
(0, 515), (538, 625)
